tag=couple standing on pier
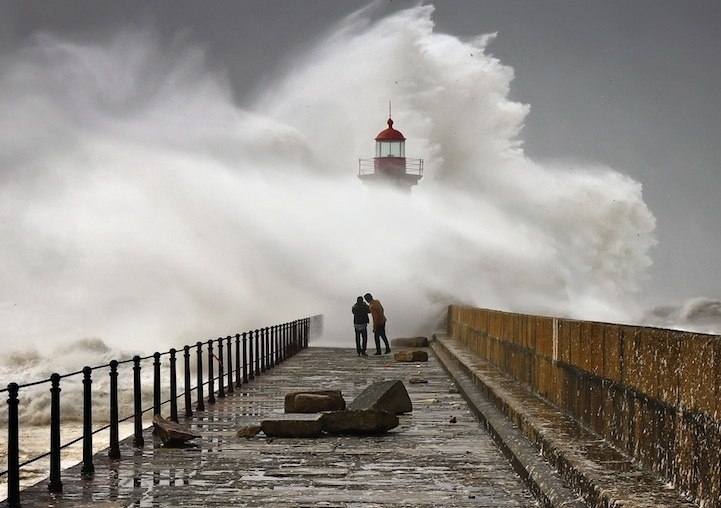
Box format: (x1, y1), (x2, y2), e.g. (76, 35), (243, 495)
(352, 293), (391, 357)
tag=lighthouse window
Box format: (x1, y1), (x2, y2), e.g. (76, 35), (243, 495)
(375, 140), (405, 158)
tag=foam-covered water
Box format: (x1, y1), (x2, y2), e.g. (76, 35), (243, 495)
(0, 5), (659, 355)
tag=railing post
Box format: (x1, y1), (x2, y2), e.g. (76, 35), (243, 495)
(7, 382), (20, 508)
(153, 352), (161, 421)
(196, 342), (205, 412)
(49, 373), (63, 492)
(267, 326), (274, 368)
(298, 319), (302, 351)
(300, 319), (305, 351)
(235, 333), (242, 388)
(81, 366), (94, 477)
(183, 345), (193, 418)
(262, 326), (270, 371)
(242, 332), (249, 383)
(133, 356), (144, 447)
(301, 318), (306, 349)
(217, 338), (225, 398)
(291, 320), (296, 353)
(301, 318), (310, 349)
(226, 336), (234, 393)
(286, 322), (292, 357)
(268, 326), (274, 367)
(306, 318), (310, 348)
(291, 320), (297, 355)
(286, 321), (290, 357)
(305, 317), (310, 348)
(169, 349), (178, 422)
(266, 326), (271, 368)
(278, 323), (284, 363)
(264, 327), (270, 370)
(259, 327), (266, 373)
(207, 340), (216, 404)
(255, 330), (260, 376)
(261, 327), (266, 371)
(279, 324), (284, 365)
(273, 325), (281, 366)
(248, 330), (255, 380)
(108, 361), (120, 460)
(284, 321), (290, 360)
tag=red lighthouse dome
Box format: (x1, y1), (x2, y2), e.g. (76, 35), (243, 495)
(375, 118), (406, 141)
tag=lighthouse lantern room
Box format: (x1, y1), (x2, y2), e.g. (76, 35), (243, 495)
(358, 116), (423, 192)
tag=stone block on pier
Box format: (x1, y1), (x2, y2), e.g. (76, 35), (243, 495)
(236, 425), (262, 438)
(393, 350), (429, 362)
(261, 413), (324, 438)
(321, 409), (399, 435)
(284, 389), (346, 413)
(348, 380), (412, 414)
(153, 414), (202, 446)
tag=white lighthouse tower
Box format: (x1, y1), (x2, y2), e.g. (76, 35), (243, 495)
(358, 116), (423, 192)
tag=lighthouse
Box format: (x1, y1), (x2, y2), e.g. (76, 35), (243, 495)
(358, 116), (423, 192)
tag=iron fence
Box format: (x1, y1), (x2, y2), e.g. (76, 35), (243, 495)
(1, 316), (315, 507)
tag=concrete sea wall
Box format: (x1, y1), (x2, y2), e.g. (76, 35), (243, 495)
(447, 305), (721, 507)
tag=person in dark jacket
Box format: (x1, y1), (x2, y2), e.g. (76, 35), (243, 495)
(352, 296), (370, 356)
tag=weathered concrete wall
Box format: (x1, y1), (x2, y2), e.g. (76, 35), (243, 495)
(448, 305), (721, 507)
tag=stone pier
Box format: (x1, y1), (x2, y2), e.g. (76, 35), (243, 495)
(13, 346), (549, 507)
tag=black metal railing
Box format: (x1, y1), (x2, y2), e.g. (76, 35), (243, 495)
(1, 316), (315, 507)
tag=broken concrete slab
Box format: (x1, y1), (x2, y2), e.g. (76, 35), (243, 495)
(293, 393), (347, 413)
(153, 414), (202, 446)
(394, 350), (429, 362)
(321, 409), (399, 435)
(347, 379), (412, 414)
(261, 413), (324, 438)
(284, 389), (346, 413)
(236, 425), (262, 438)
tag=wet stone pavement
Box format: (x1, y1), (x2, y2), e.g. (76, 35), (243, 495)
(17, 346), (542, 507)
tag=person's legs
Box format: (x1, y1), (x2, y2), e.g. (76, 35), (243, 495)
(379, 323), (391, 353)
(354, 328), (362, 355)
(373, 329), (382, 354)
(360, 327), (368, 355)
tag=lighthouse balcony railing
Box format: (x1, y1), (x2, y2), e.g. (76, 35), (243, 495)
(358, 157), (423, 176)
